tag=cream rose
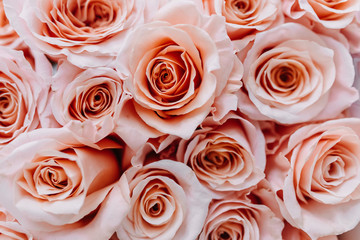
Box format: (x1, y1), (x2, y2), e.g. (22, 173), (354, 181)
(237, 23), (358, 124)
(198, 181), (283, 240)
(283, 0), (360, 29)
(116, 160), (211, 240)
(176, 112), (265, 195)
(0, 127), (130, 240)
(266, 118), (360, 238)
(3, 0), (156, 67)
(115, 1), (241, 144)
(0, 46), (50, 146)
(51, 61), (127, 142)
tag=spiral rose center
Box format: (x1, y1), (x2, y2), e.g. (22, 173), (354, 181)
(0, 81), (20, 127)
(69, 83), (114, 121)
(232, 0), (250, 12)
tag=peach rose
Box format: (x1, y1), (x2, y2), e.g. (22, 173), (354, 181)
(198, 180), (283, 240)
(237, 23), (358, 124)
(51, 61), (127, 142)
(115, 1), (242, 145)
(0, 207), (33, 239)
(283, 0), (360, 29)
(0, 127), (130, 240)
(176, 112), (266, 195)
(282, 222), (338, 240)
(266, 118), (360, 238)
(116, 160), (212, 240)
(0, 46), (50, 146)
(200, 0), (283, 43)
(3, 0), (157, 67)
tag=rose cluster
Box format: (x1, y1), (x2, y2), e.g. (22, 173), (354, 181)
(0, 0), (359, 239)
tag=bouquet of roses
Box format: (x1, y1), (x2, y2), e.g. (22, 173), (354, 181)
(0, 0), (360, 239)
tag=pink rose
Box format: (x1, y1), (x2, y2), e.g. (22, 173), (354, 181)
(0, 127), (130, 240)
(266, 118), (360, 238)
(50, 60), (127, 142)
(176, 112), (266, 195)
(3, 0), (157, 67)
(283, 0), (360, 29)
(115, 1), (242, 148)
(198, 180), (284, 240)
(237, 23), (358, 124)
(0, 206), (33, 239)
(116, 160), (211, 240)
(200, 0), (283, 44)
(0, 46), (50, 146)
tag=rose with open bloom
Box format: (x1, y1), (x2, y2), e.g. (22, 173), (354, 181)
(200, 0), (283, 44)
(237, 23), (358, 124)
(3, 0), (156, 67)
(0, 46), (50, 147)
(51, 60), (127, 142)
(198, 180), (283, 240)
(0, 127), (130, 240)
(283, 0), (360, 29)
(176, 112), (266, 195)
(266, 118), (360, 238)
(116, 160), (211, 240)
(0, 206), (33, 239)
(115, 1), (241, 145)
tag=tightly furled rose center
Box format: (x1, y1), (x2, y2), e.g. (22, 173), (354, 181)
(191, 133), (254, 185)
(136, 178), (179, 229)
(69, 83), (114, 121)
(0, 79), (21, 128)
(146, 44), (199, 107)
(139, 42), (202, 117)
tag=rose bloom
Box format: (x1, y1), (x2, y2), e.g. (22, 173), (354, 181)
(3, 0), (158, 67)
(0, 206), (33, 240)
(198, 180), (284, 240)
(237, 23), (358, 124)
(282, 0), (360, 29)
(51, 60), (127, 142)
(175, 112), (266, 195)
(116, 160), (211, 240)
(0, 127), (130, 240)
(282, 221), (338, 240)
(266, 118), (360, 238)
(115, 1), (242, 146)
(200, 0), (283, 43)
(0, 46), (50, 147)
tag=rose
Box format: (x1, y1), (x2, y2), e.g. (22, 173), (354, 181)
(282, 0), (360, 29)
(0, 127), (130, 240)
(51, 60), (127, 142)
(0, 0), (21, 47)
(0, 206), (33, 239)
(198, 180), (283, 240)
(175, 112), (266, 195)
(200, 0), (283, 42)
(237, 23), (358, 124)
(0, 46), (50, 147)
(266, 118), (360, 238)
(115, 1), (241, 146)
(116, 160), (211, 240)
(3, 0), (157, 68)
